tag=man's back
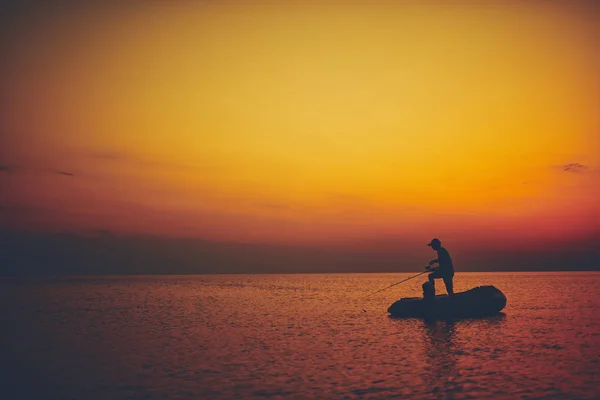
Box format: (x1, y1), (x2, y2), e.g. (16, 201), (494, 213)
(437, 247), (454, 274)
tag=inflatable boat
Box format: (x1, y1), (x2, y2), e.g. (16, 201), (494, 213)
(387, 285), (507, 318)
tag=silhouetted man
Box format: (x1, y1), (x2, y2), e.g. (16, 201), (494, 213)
(427, 238), (454, 296)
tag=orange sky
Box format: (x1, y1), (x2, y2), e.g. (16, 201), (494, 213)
(1, 0), (599, 251)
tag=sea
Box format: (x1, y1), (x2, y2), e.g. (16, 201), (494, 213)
(1, 272), (599, 399)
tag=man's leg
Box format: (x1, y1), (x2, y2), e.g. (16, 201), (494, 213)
(443, 275), (454, 296)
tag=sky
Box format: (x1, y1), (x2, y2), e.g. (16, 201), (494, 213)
(1, 0), (599, 273)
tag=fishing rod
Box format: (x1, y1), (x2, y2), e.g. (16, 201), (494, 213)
(361, 270), (429, 312)
(361, 266), (437, 312)
(364, 269), (430, 300)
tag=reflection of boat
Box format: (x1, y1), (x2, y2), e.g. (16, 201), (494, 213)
(388, 285), (507, 318)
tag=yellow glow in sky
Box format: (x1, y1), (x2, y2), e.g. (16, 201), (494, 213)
(1, 0), (599, 246)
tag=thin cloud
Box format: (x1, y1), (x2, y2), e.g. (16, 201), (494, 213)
(87, 150), (122, 161)
(563, 163), (589, 173)
(0, 205), (53, 214)
(84, 149), (216, 172)
(56, 170), (75, 177)
(259, 203), (291, 209)
(0, 164), (75, 176)
(327, 192), (373, 203)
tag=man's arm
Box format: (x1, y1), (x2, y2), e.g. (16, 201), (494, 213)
(429, 259), (439, 265)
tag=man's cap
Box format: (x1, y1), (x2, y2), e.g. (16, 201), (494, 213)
(427, 238), (441, 247)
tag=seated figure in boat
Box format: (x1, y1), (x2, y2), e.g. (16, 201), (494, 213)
(422, 281), (435, 301)
(426, 238), (454, 296)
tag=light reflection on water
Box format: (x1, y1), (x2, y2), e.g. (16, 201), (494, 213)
(1, 272), (599, 399)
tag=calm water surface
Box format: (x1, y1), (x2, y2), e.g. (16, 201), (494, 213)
(1, 272), (599, 399)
